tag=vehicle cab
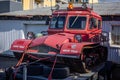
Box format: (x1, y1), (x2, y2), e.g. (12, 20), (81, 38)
(48, 3), (102, 42)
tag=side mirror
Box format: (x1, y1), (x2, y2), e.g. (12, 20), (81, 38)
(100, 31), (109, 42)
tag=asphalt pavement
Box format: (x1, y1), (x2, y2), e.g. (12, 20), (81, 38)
(0, 56), (17, 80)
(0, 56), (17, 69)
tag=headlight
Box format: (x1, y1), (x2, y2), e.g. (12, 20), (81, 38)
(101, 31), (109, 41)
(74, 35), (82, 42)
(101, 32), (108, 37)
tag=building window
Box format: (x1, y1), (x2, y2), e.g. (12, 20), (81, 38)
(74, 0), (78, 3)
(81, 0), (89, 3)
(11, 0), (22, 2)
(68, 0), (72, 2)
(35, 0), (41, 5)
(111, 25), (120, 45)
(17, 0), (22, 2)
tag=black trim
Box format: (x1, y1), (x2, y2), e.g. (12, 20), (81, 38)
(0, 16), (49, 21)
(0, 15), (120, 21)
(102, 16), (120, 21)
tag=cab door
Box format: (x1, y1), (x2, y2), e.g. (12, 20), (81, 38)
(88, 17), (102, 42)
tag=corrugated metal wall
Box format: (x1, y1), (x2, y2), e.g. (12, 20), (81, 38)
(0, 20), (24, 56)
(102, 21), (120, 64)
(0, 20), (48, 56)
(108, 47), (120, 64)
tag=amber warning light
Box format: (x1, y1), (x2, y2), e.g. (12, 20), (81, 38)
(68, 3), (73, 10)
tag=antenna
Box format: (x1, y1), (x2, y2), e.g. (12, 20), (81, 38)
(91, 0), (93, 10)
(50, 0), (53, 13)
(81, 0), (87, 9)
(55, 4), (60, 10)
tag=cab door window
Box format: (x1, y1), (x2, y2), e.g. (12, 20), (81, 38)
(50, 16), (65, 29)
(98, 20), (102, 29)
(90, 18), (98, 29)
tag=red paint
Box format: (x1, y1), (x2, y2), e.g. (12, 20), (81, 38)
(60, 42), (95, 55)
(11, 6), (102, 57)
(11, 39), (32, 52)
(29, 36), (47, 47)
(44, 33), (74, 49)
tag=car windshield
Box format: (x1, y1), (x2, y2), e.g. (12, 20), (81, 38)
(50, 16), (65, 29)
(67, 16), (86, 29)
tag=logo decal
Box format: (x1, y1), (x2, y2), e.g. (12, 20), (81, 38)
(71, 44), (76, 49)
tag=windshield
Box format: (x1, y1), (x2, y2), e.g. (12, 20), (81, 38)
(67, 16), (86, 29)
(50, 16), (65, 29)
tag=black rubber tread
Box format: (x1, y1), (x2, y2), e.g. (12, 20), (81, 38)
(5, 67), (14, 80)
(14, 65), (70, 80)
(101, 46), (108, 61)
(111, 64), (120, 80)
(66, 60), (89, 73)
(14, 74), (22, 80)
(18, 64), (43, 76)
(13, 52), (23, 60)
(13, 52), (31, 61)
(15, 73), (47, 80)
(43, 65), (70, 79)
(27, 65), (43, 76)
(82, 45), (108, 71)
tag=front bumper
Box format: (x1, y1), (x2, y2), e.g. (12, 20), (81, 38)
(27, 52), (80, 59)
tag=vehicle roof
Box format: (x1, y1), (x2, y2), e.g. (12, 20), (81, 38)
(53, 7), (101, 18)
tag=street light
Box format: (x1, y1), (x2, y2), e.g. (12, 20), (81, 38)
(81, 0), (88, 9)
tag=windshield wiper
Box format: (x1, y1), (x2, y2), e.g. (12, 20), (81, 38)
(70, 15), (79, 28)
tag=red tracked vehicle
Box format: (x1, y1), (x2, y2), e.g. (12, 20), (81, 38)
(10, 3), (108, 72)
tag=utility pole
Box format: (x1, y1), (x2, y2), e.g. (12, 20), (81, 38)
(92, 0), (93, 9)
(50, 0), (53, 13)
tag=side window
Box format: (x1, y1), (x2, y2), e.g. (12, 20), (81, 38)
(90, 18), (98, 29)
(98, 20), (102, 29)
(50, 16), (65, 29)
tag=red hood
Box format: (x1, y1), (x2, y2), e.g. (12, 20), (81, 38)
(30, 33), (74, 49)
(29, 36), (47, 47)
